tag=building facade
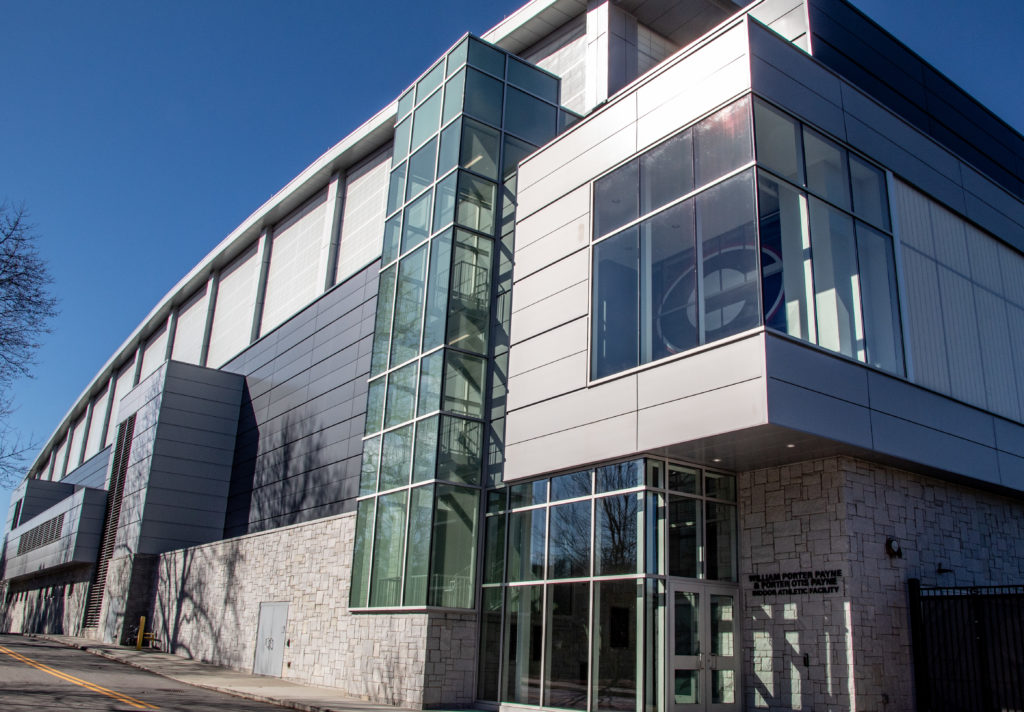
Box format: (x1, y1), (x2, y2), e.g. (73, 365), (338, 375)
(3, 1), (1024, 711)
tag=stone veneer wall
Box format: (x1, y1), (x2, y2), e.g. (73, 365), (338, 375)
(739, 456), (1024, 712)
(0, 563), (93, 635)
(150, 511), (477, 708)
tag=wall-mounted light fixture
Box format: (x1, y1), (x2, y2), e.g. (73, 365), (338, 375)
(885, 537), (902, 558)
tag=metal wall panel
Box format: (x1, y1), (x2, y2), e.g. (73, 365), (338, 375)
(83, 385), (110, 461)
(170, 285), (209, 365)
(900, 248), (950, 394)
(973, 289), (1020, 421)
(336, 149), (390, 285)
(936, 266), (986, 409)
(207, 243), (260, 368)
(138, 321), (169, 383)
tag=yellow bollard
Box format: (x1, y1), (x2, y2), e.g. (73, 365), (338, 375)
(135, 616), (146, 650)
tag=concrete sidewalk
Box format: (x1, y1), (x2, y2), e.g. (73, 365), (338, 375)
(31, 634), (419, 712)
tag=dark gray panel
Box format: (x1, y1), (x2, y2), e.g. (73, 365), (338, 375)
(766, 377), (873, 448)
(994, 418), (1024, 460)
(765, 335), (869, 405)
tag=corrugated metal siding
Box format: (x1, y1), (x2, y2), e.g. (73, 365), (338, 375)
(900, 247), (950, 394)
(936, 266), (986, 408)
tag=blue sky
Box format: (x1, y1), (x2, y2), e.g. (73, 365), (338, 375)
(1, 0), (1022, 517)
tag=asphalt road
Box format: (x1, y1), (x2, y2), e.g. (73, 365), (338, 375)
(0, 634), (292, 711)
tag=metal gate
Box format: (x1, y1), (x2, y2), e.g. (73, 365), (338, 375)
(253, 601), (289, 677)
(908, 579), (1024, 712)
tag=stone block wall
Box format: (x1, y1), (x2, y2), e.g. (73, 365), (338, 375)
(739, 456), (1024, 712)
(0, 563), (93, 635)
(151, 511), (478, 708)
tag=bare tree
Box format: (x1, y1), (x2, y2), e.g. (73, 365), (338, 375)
(0, 202), (58, 486)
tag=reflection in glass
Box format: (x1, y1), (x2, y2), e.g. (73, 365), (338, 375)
(384, 361), (417, 428)
(455, 173), (497, 234)
(508, 508), (546, 581)
(437, 416), (482, 484)
(642, 200), (697, 362)
(698, 170), (759, 343)
(594, 160), (639, 238)
(429, 485), (478, 607)
(369, 491), (407, 607)
(511, 480), (548, 507)
(548, 500), (591, 578)
(754, 99), (803, 184)
(595, 493), (639, 576)
(401, 191), (432, 255)
(411, 88), (442, 149)
(668, 495), (700, 578)
(804, 128), (850, 209)
(404, 485), (433, 605)
(504, 585), (543, 705)
(596, 460), (643, 493)
(468, 37), (506, 78)
(705, 472), (736, 501)
(850, 155), (891, 230)
(448, 230), (493, 354)
(349, 500), (375, 607)
(545, 582), (589, 710)
(359, 435), (381, 496)
(379, 424), (413, 491)
(387, 163), (406, 216)
(592, 227), (639, 379)
(483, 513), (506, 584)
(479, 587), (503, 700)
(550, 470), (591, 501)
(640, 130), (693, 214)
(364, 375), (385, 435)
(712, 670), (735, 705)
(416, 61), (444, 103)
(505, 86), (557, 146)
(509, 57), (559, 103)
(674, 590), (699, 655)
(464, 68), (504, 128)
(417, 350), (444, 415)
(668, 464), (699, 494)
(397, 88), (414, 119)
(382, 214), (401, 266)
(695, 96), (752, 187)
(857, 223), (904, 375)
(759, 173), (814, 341)
(422, 232), (453, 350)
(706, 502), (737, 581)
(442, 68), (466, 126)
(390, 247), (428, 365)
(809, 198), (861, 360)
(675, 670), (699, 705)
(593, 580), (638, 711)
(461, 118), (500, 180)
(406, 137), (437, 200)
(393, 116), (412, 164)
(437, 119), (461, 178)
(412, 415), (438, 482)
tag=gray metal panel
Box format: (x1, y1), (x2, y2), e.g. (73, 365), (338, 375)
(61, 446), (112, 489)
(765, 377), (872, 448)
(936, 266), (986, 409)
(965, 224), (1005, 294)
(973, 289), (1021, 421)
(764, 336), (868, 405)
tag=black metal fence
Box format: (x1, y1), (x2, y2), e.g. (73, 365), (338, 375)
(908, 579), (1024, 712)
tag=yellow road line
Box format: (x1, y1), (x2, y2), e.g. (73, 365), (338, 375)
(0, 643), (159, 709)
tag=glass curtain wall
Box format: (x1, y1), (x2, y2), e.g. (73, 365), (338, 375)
(590, 94), (904, 381)
(351, 36), (572, 611)
(478, 458), (738, 712)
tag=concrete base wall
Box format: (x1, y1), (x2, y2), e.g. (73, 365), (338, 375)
(739, 456), (1024, 712)
(150, 512), (477, 708)
(0, 564), (93, 636)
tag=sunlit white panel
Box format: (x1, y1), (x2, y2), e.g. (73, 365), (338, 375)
(526, 18), (588, 114)
(84, 384), (110, 459)
(261, 190), (328, 334)
(51, 436), (68, 480)
(207, 244), (260, 368)
(336, 151), (391, 284)
(171, 286), (209, 365)
(106, 360), (137, 447)
(139, 321), (169, 382)
(66, 414), (87, 471)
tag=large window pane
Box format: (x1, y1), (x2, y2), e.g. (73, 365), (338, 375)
(508, 508), (546, 581)
(468, 37), (506, 78)
(442, 68), (466, 126)
(804, 128), (850, 209)
(384, 361), (417, 428)
(483, 513), (506, 584)
(390, 246), (428, 365)
(429, 485), (479, 607)
(592, 227), (639, 379)
(642, 200), (697, 363)
(382, 214), (401, 266)
(464, 68), (504, 128)
(697, 170), (759, 343)
(461, 118), (500, 180)
(437, 415), (482, 485)
(359, 435), (381, 496)
(349, 500), (375, 608)
(413, 415), (438, 482)
(695, 97), (752, 187)
(509, 57), (559, 103)
(595, 493), (639, 575)
(401, 191), (432, 254)
(754, 99), (803, 184)
(809, 198), (862, 360)
(437, 119), (461, 178)
(416, 61), (444, 102)
(551, 470), (592, 501)
(455, 173), (497, 234)
(706, 502), (737, 581)
(380, 424), (413, 491)
(393, 116), (412, 164)
(364, 375), (385, 436)
(856, 222), (904, 375)
(668, 495), (700, 578)
(404, 485), (434, 605)
(593, 580), (639, 712)
(411, 88), (442, 149)
(406, 136), (437, 200)
(759, 172), (815, 341)
(545, 582), (590, 710)
(479, 587), (503, 701)
(448, 230), (493, 354)
(422, 231), (453, 350)
(850, 155), (891, 231)
(640, 131), (693, 214)
(387, 163), (406, 216)
(504, 585), (543, 705)
(549, 500), (591, 578)
(505, 86), (557, 146)
(594, 160), (639, 238)
(369, 491), (407, 607)
(417, 350), (444, 415)
(444, 350), (486, 417)
(596, 460), (643, 493)
(371, 265), (397, 376)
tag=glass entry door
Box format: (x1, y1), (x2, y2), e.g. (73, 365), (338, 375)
(668, 581), (740, 712)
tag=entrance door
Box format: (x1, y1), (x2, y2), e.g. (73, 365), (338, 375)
(668, 581), (740, 712)
(253, 601), (289, 676)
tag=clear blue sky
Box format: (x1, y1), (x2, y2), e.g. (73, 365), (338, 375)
(1, 0), (1022, 517)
